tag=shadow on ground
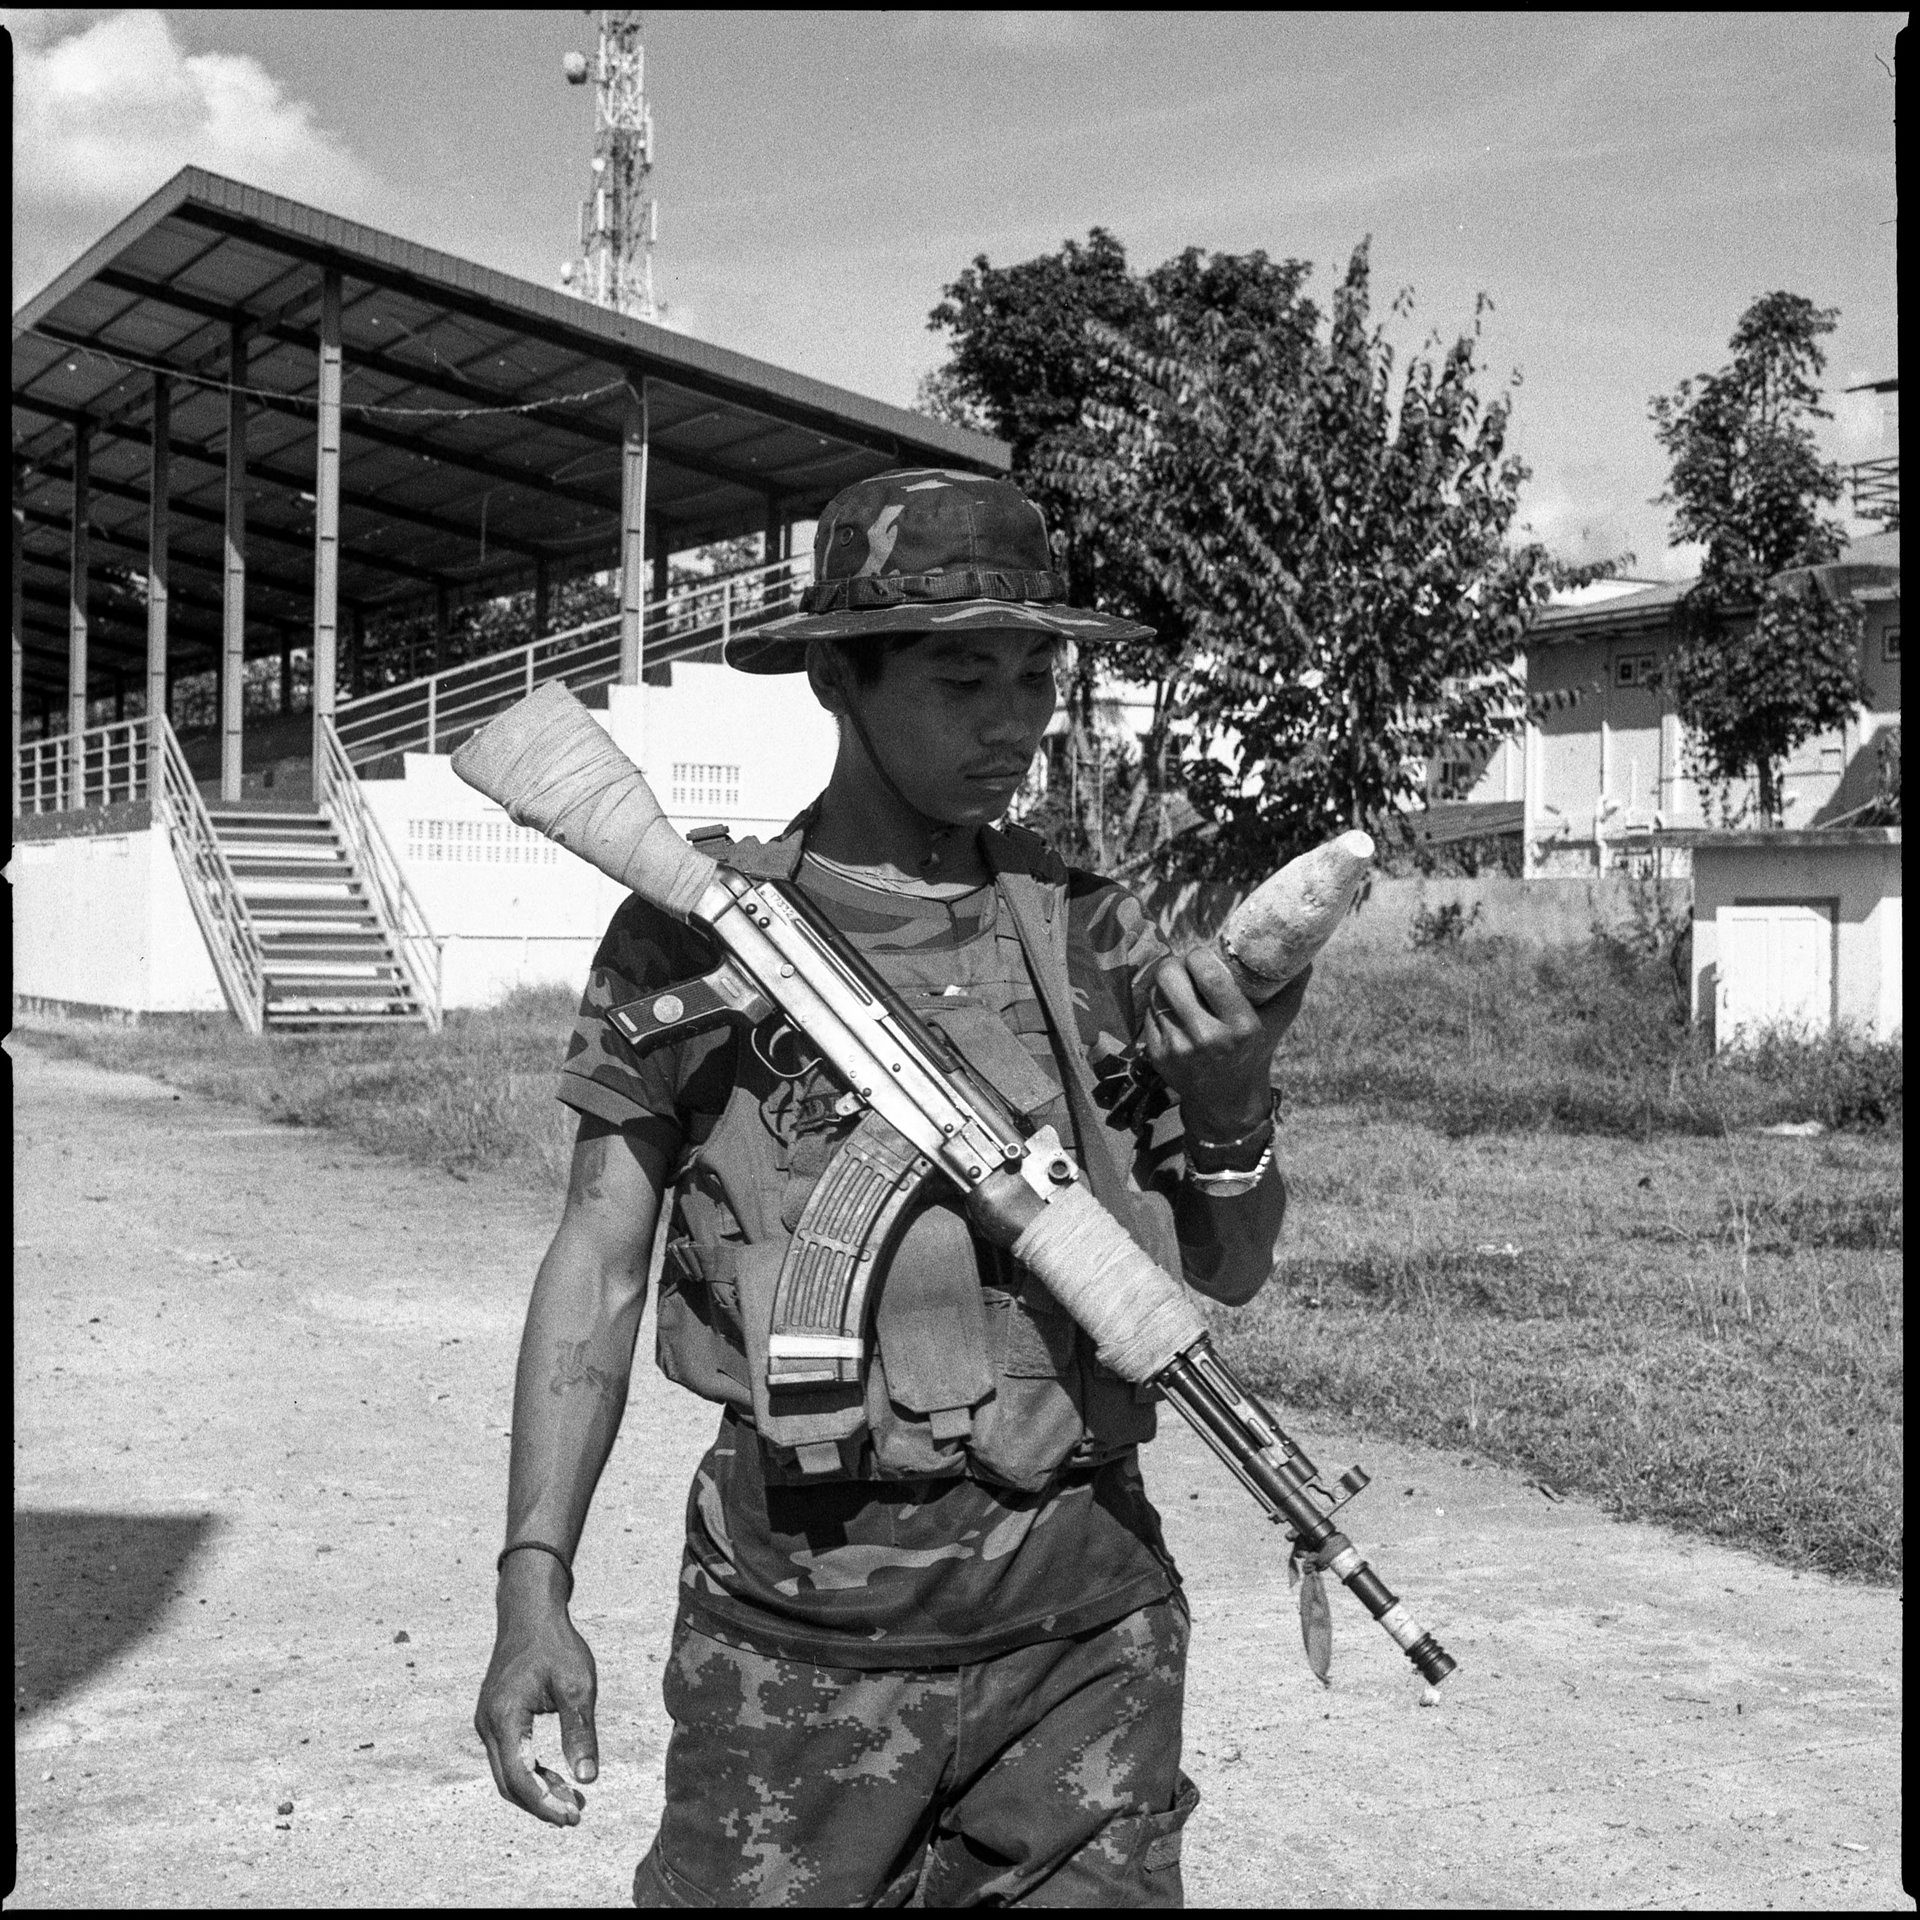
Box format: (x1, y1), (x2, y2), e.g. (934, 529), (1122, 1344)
(13, 1509), (219, 1720)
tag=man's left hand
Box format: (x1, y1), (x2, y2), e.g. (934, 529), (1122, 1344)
(1144, 951), (1311, 1142)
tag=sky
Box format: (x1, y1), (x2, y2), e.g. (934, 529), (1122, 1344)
(8, 9), (1904, 579)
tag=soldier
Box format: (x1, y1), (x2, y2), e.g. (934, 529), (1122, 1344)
(473, 470), (1307, 1907)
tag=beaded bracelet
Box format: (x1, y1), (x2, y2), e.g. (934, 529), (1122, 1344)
(1186, 1090), (1282, 1165)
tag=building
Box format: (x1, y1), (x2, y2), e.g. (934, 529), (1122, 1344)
(1663, 826), (1901, 1047)
(12, 169), (1008, 1026)
(1435, 534), (1901, 876)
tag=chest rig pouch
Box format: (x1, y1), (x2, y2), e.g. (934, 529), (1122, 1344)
(649, 824), (1185, 1495)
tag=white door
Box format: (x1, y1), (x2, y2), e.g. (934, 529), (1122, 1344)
(1716, 902), (1836, 1049)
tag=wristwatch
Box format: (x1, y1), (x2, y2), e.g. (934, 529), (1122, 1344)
(1186, 1141), (1274, 1198)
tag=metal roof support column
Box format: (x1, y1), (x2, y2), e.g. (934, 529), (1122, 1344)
(146, 375), (170, 807)
(765, 496), (790, 609)
(68, 419), (90, 812)
(311, 269), (342, 774)
(221, 319), (248, 804)
(534, 556), (551, 639)
(619, 380), (648, 685)
(650, 534), (667, 606)
(11, 486), (23, 818)
(434, 580), (451, 673)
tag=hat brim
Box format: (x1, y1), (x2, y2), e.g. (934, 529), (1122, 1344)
(724, 600), (1156, 674)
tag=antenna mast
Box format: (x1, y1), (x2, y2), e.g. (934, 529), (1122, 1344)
(561, 11), (657, 320)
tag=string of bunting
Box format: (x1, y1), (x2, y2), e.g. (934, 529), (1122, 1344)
(24, 328), (629, 423)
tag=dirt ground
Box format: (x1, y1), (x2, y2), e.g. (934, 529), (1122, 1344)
(9, 1040), (1909, 1911)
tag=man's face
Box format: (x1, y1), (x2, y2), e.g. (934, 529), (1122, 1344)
(824, 629), (1060, 827)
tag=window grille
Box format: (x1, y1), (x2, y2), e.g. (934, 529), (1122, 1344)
(406, 819), (559, 865)
(670, 762), (740, 808)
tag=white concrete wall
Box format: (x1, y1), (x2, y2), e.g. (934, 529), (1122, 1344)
(11, 827), (227, 1015)
(1688, 836), (1902, 1044)
(358, 674), (841, 1009)
(357, 749), (629, 1009)
(635, 664), (840, 841)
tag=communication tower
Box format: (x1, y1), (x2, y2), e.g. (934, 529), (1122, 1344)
(560, 12), (658, 320)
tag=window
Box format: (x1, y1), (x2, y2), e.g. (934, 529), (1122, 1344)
(407, 819), (558, 865)
(1614, 653), (1656, 688)
(1884, 627), (1901, 664)
(671, 762), (740, 808)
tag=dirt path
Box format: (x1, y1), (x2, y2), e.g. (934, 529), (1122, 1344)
(9, 1042), (1907, 1911)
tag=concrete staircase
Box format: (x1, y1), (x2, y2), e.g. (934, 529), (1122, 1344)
(206, 807), (431, 1027)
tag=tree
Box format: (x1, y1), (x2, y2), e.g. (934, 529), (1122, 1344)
(926, 233), (1590, 878)
(923, 227), (1145, 471)
(1650, 293), (1865, 824)
(925, 233), (1317, 680)
(1047, 247), (1573, 877)
(927, 233), (1345, 873)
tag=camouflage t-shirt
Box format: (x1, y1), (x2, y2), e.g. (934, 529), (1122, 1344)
(557, 842), (1188, 1668)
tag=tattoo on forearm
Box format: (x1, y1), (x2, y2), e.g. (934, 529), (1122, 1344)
(573, 1134), (611, 1203)
(549, 1338), (625, 1411)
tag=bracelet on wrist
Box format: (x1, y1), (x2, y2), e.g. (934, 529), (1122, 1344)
(497, 1540), (574, 1599)
(1186, 1090), (1282, 1171)
(1187, 1141), (1275, 1198)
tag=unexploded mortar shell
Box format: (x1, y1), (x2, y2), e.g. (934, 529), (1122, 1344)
(1216, 830), (1375, 1003)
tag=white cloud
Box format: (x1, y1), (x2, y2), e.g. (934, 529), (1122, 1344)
(10, 9), (377, 304)
(1514, 472), (1699, 581)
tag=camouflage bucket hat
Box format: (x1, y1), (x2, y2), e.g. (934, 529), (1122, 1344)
(724, 467), (1154, 673)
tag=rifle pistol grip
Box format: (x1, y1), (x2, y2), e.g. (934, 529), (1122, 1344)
(608, 962), (775, 1058)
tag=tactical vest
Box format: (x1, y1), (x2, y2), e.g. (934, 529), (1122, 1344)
(650, 821), (1188, 1495)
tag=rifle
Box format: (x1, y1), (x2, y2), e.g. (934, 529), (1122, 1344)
(453, 684), (1456, 1691)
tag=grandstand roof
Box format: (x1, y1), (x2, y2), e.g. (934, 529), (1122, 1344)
(11, 167), (1009, 707)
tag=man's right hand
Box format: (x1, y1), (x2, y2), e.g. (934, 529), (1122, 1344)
(475, 1117), (675, 1827)
(474, 1556), (600, 1828)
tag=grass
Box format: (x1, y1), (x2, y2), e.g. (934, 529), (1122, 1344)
(12, 943), (1904, 1584)
(1216, 1114), (1902, 1585)
(1285, 935), (1902, 1137)
(15, 984), (584, 1194)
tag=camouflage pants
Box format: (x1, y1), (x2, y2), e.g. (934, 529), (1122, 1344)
(633, 1595), (1197, 1908)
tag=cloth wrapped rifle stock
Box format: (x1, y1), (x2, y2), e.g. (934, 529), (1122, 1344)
(1010, 1183), (1207, 1384)
(449, 682), (716, 922)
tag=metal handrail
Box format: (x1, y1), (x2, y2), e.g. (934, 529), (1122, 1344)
(338, 622), (626, 763)
(1850, 454), (1898, 526)
(16, 717), (152, 815)
(315, 715), (444, 1031)
(152, 715), (268, 1034)
(332, 549), (814, 767)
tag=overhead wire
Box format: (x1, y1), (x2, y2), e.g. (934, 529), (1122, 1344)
(20, 328), (629, 423)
